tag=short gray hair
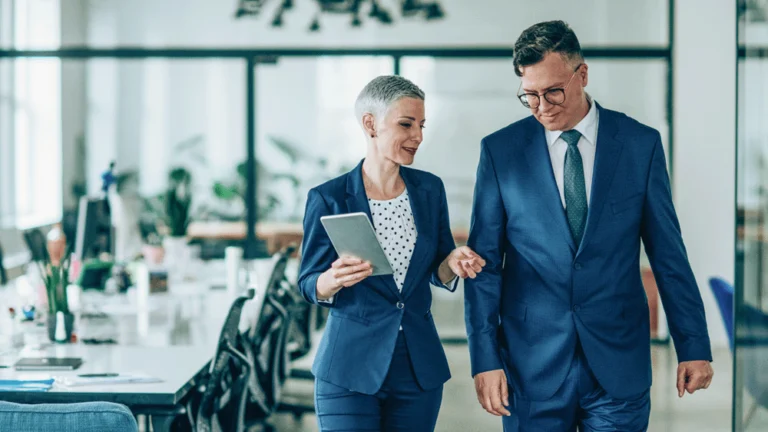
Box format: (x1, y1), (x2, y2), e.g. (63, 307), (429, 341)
(354, 75), (425, 123)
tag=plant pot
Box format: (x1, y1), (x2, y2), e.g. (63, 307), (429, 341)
(47, 312), (75, 343)
(142, 244), (166, 266)
(163, 236), (189, 282)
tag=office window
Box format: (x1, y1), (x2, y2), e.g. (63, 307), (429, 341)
(255, 56), (393, 221)
(0, 0), (62, 228)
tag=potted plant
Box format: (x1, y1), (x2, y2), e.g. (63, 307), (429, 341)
(156, 167), (192, 281)
(38, 253), (74, 343)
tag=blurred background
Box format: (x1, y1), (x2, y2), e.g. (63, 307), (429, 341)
(0, 0), (765, 431)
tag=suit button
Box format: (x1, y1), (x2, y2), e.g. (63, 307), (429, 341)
(573, 305), (581, 312)
(574, 262), (582, 270)
(397, 301), (405, 310)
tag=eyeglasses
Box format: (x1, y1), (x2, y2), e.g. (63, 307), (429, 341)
(517, 64), (583, 109)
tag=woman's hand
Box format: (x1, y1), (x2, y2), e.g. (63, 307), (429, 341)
(441, 246), (487, 281)
(316, 256), (373, 300)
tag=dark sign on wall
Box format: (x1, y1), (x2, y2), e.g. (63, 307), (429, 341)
(234, 0), (445, 31)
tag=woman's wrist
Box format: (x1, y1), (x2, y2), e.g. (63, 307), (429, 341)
(316, 270), (338, 300)
(438, 258), (456, 284)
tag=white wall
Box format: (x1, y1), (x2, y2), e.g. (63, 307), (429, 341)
(674, 0), (736, 348)
(78, 0), (668, 48)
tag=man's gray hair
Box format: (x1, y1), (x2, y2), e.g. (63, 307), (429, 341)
(354, 75), (425, 123)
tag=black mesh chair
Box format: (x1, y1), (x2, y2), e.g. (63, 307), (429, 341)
(0, 240), (8, 285)
(192, 288), (255, 432)
(242, 244), (305, 428)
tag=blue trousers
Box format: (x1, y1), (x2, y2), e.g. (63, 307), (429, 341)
(314, 331), (443, 431)
(503, 344), (651, 432)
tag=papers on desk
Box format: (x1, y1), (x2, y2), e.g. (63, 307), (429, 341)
(56, 374), (163, 387)
(0, 378), (55, 392)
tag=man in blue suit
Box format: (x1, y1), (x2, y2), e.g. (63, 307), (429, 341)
(464, 21), (714, 431)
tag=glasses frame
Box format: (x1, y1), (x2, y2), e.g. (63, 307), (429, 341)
(517, 63), (584, 109)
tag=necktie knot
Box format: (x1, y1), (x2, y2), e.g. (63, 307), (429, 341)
(561, 130), (581, 147)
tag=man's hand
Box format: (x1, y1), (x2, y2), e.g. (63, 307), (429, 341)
(676, 360), (714, 397)
(474, 369), (511, 416)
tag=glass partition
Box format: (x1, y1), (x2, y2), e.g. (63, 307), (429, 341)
(735, 0), (768, 429)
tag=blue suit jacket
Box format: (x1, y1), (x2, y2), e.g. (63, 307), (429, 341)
(464, 105), (712, 401)
(298, 160), (457, 395)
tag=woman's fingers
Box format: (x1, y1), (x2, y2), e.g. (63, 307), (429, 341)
(341, 268), (374, 287)
(332, 256), (364, 268)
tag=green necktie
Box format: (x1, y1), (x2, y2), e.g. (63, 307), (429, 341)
(561, 129), (587, 245)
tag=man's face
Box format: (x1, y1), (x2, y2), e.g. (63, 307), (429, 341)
(518, 52), (588, 131)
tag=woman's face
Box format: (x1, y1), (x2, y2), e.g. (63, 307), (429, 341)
(366, 97), (425, 166)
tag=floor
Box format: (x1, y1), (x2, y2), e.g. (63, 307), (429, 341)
(267, 343), (758, 432)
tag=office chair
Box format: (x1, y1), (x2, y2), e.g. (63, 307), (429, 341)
(241, 244), (305, 428)
(708, 277), (768, 425)
(193, 288), (255, 432)
(0, 240), (8, 285)
(0, 401), (138, 432)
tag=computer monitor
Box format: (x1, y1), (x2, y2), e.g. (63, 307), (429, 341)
(74, 197), (112, 261)
(23, 229), (50, 263)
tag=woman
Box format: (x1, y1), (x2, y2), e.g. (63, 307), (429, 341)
(298, 75), (486, 431)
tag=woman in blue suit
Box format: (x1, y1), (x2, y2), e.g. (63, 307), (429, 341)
(298, 75), (486, 431)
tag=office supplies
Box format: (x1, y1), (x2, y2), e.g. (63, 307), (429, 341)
(320, 212), (393, 276)
(14, 357), (83, 371)
(57, 373), (162, 387)
(0, 379), (54, 392)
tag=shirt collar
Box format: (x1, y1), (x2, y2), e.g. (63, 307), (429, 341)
(545, 96), (599, 147)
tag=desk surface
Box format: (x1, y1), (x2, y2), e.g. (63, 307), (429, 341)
(0, 344), (211, 407)
(0, 257), (299, 410)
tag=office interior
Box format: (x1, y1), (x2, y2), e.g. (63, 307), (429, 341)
(0, 0), (763, 430)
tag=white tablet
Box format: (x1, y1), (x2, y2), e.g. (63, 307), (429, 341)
(320, 212), (394, 276)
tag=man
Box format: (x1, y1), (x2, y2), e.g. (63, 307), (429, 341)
(464, 20), (714, 431)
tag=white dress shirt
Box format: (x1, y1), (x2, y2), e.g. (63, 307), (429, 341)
(545, 97), (599, 208)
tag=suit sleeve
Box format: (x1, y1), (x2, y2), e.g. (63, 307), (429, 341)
(640, 133), (712, 362)
(464, 139), (506, 376)
(297, 188), (337, 308)
(429, 178), (459, 292)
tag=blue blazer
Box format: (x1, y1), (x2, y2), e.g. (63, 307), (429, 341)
(298, 160), (457, 395)
(464, 104), (712, 401)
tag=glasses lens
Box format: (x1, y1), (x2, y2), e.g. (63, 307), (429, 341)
(545, 89), (565, 105)
(519, 94), (537, 108)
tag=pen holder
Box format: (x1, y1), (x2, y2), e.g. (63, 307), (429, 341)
(47, 311), (75, 343)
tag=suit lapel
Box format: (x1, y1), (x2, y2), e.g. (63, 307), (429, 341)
(523, 122), (577, 253)
(576, 105), (623, 257)
(346, 161), (402, 300)
(400, 167), (431, 299)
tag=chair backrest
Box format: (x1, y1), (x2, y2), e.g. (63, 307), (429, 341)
(0, 401), (137, 432)
(195, 288), (255, 432)
(243, 244), (298, 420)
(0, 240), (8, 285)
(708, 277), (735, 349)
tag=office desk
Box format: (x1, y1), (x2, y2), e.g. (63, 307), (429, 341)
(0, 344), (211, 431)
(0, 257), (300, 430)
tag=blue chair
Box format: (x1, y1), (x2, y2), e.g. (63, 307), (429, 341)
(709, 277), (735, 350)
(0, 401), (137, 432)
(708, 277), (768, 425)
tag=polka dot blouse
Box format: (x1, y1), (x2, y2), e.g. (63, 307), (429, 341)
(368, 189), (417, 292)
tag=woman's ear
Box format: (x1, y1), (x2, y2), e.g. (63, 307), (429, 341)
(362, 113), (376, 138)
